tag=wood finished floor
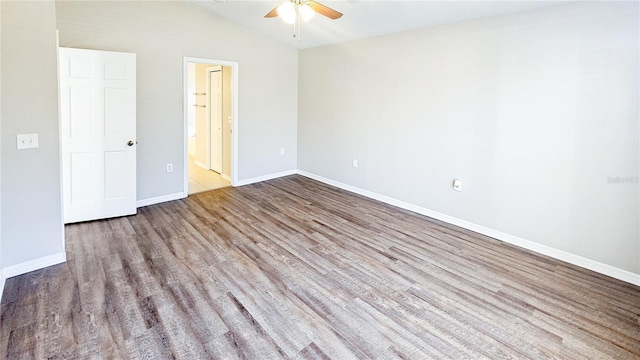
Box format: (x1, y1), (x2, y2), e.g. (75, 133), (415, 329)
(1, 175), (639, 359)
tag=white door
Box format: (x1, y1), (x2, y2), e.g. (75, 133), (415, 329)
(59, 47), (137, 223)
(209, 68), (223, 174)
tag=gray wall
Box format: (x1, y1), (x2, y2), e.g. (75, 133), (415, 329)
(0, 0), (3, 276)
(298, 2), (639, 273)
(56, 1), (299, 200)
(1, 1), (65, 268)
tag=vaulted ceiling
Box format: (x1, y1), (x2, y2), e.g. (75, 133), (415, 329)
(193, 0), (569, 49)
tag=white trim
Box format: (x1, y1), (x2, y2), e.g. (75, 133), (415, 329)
(230, 64), (239, 187)
(56, 38), (66, 254)
(221, 174), (231, 182)
(1, 253), (68, 302)
(136, 192), (186, 208)
(1, 252), (67, 280)
(297, 170), (640, 286)
(235, 169), (297, 187)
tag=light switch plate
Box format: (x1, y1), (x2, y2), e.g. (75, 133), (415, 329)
(452, 178), (462, 192)
(16, 133), (39, 150)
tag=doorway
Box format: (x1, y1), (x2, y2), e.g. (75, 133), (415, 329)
(184, 57), (238, 195)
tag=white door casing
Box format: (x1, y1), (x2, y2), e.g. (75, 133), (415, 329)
(183, 57), (239, 194)
(208, 67), (223, 174)
(59, 47), (137, 223)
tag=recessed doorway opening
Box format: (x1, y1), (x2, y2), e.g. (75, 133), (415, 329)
(183, 57), (239, 195)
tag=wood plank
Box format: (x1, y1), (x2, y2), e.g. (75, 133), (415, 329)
(1, 175), (638, 359)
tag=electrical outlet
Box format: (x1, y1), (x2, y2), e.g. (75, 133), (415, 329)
(452, 179), (462, 192)
(280, 148), (285, 156)
(16, 133), (39, 150)
(352, 159), (358, 168)
(166, 163), (173, 173)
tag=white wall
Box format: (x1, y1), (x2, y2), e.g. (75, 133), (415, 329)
(56, 1), (299, 200)
(299, 2), (639, 275)
(1, 1), (65, 273)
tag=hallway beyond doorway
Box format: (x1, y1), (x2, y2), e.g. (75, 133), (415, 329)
(188, 155), (230, 194)
(184, 56), (238, 196)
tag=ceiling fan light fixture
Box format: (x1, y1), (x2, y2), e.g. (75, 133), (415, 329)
(277, 2), (296, 24)
(265, 0), (342, 40)
(300, 4), (315, 22)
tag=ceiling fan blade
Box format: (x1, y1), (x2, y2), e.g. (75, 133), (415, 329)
(264, 6), (279, 18)
(307, 0), (343, 20)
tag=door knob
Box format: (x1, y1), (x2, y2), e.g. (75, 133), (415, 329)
(127, 140), (135, 146)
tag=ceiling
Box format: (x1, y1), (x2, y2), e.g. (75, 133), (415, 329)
(192, 0), (569, 49)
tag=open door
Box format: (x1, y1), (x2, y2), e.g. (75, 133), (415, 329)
(59, 47), (137, 223)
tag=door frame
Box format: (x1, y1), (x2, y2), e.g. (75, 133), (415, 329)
(183, 56), (239, 194)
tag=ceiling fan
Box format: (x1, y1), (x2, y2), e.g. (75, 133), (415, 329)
(265, 0), (343, 40)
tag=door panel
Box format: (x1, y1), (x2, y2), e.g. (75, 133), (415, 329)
(69, 87), (94, 138)
(105, 151), (128, 199)
(69, 58), (94, 78)
(105, 88), (128, 136)
(60, 47), (137, 223)
(70, 153), (95, 203)
(105, 59), (127, 80)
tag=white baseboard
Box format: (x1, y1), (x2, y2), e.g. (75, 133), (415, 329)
(194, 160), (209, 170)
(235, 169), (297, 187)
(137, 192), (186, 208)
(0, 252), (67, 303)
(2, 252), (67, 280)
(297, 170), (640, 286)
(221, 174), (231, 182)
